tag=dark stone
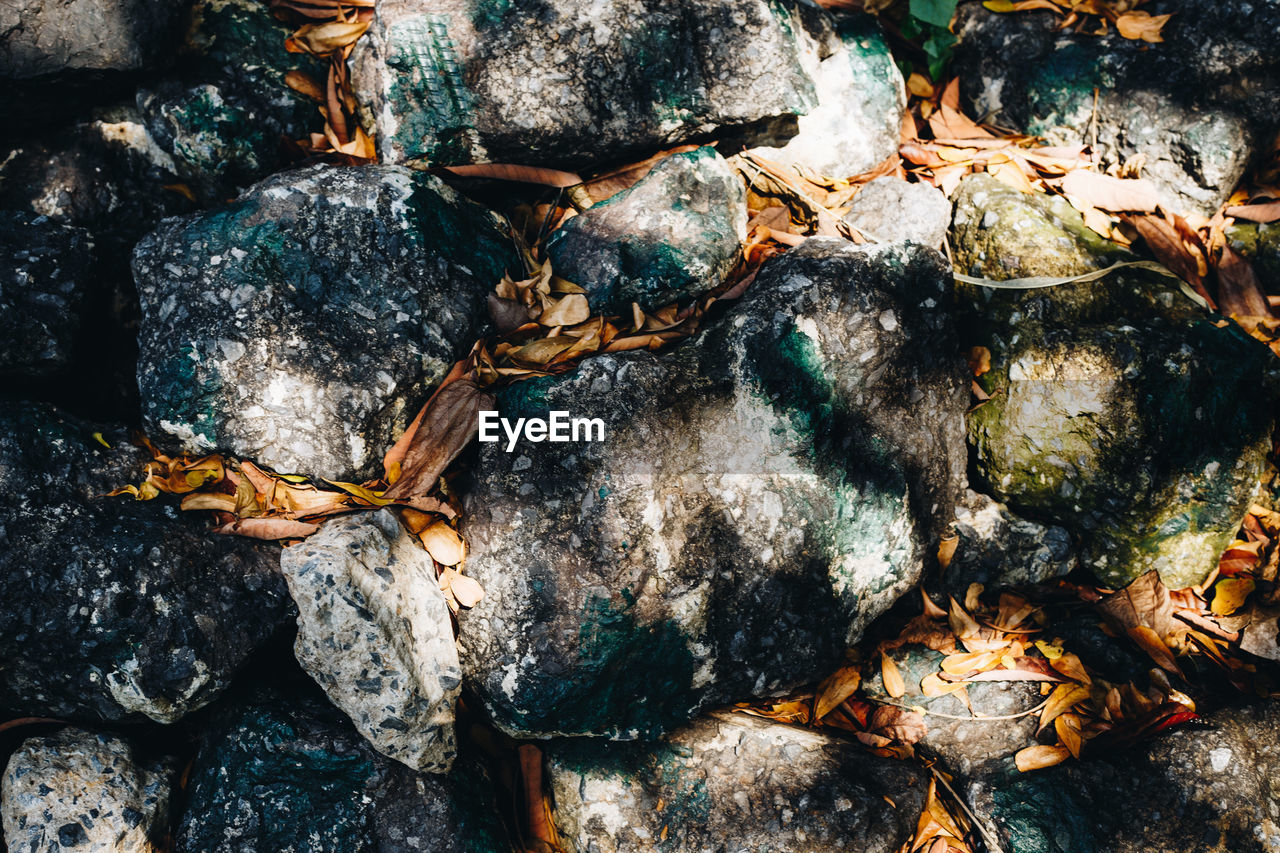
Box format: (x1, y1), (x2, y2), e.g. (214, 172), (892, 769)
(457, 239), (967, 738)
(0, 401), (293, 724)
(1227, 221), (1280, 295)
(132, 164), (516, 480)
(0, 212), (94, 380)
(945, 490), (1077, 598)
(175, 685), (508, 853)
(545, 712), (930, 853)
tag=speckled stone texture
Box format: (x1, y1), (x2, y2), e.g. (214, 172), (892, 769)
(0, 401), (293, 723)
(280, 509), (462, 773)
(545, 147), (747, 313)
(1229, 222), (1280, 295)
(545, 712), (930, 853)
(954, 176), (1278, 589)
(944, 489), (1076, 598)
(1, 728), (174, 853)
(748, 8), (905, 177)
(952, 0), (1280, 216)
(133, 164), (516, 480)
(138, 0), (329, 202)
(456, 240), (967, 739)
(0, 212), (93, 378)
(842, 176), (952, 248)
(966, 700), (1280, 853)
(352, 0), (876, 170)
(176, 686), (508, 853)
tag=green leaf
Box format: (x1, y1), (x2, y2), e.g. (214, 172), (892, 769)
(910, 0), (957, 29)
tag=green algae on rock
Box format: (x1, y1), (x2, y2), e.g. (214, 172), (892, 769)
(952, 176), (1277, 589)
(457, 240), (968, 739)
(545, 712), (929, 853)
(133, 164), (515, 480)
(545, 147), (747, 313)
(1227, 221), (1280, 295)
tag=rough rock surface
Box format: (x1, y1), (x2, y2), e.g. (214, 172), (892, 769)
(280, 509), (461, 773)
(133, 164), (515, 480)
(952, 1), (1280, 216)
(842, 176), (952, 248)
(1228, 222), (1280, 294)
(0, 402), (293, 723)
(176, 685), (508, 853)
(545, 712), (930, 853)
(458, 239), (967, 738)
(748, 9), (904, 177)
(353, 0), (900, 171)
(1, 728), (174, 853)
(954, 175), (1277, 589)
(0, 212), (93, 379)
(138, 0), (329, 201)
(0, 0), (188, 80)
(546, 147), (747, 312)
(967, 700), (1280, 853)
(945, 489), (1076, 597)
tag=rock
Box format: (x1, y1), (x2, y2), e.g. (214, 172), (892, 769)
(352, 0), (900, 171)
(2, 728), (174, 853)
(458, 239), (967, 738)
(545, 147), (747, 313)
(545, 711), (929, 853)
(176, 685), (508, 853)
(967, 700), (1280, 853)
(1227, 222), (1280, 294)
(952, 1), (1280, 216)
(954, 175), (1277, 589)
(0, 212), (93, 379)
(748, 9), (905, 177)
(951, 174), (1127, 281)
(842, 176), (952, 248)
(945, 490), (1076, 597)
(138, 0), (330, 202)
(0, 401), (293, 724)
(280, 509), (461, 773)
(133, 164), (516, 480)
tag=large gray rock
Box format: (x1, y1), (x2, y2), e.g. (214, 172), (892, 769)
(133, 164), (516, 480)
(945, 489), (1077, 598)
(138, 0), (330, 202)
(545, 147), (747, 313)
(0, 212), (93, 379)
(280, 509), (462, 774)
(352, 0), (901, 172)
(842, 176), (952, 248)
(2, 728), (174, 853)
(457, 239), (968, 738)
(952, 1), (1280, 216)
(0, 401), (293, 724)
(545, 712), (930, 853)
(176, 685), (508, 853)
(967, 700), (1280, 853)
(954, 175), (1277, 589)
(0, 0), (188, 80)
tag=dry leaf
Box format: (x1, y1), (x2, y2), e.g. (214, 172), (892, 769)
(1217, 246), (1274, 318)
(420, 521), (465, 566)
(1114, 10), (1172, 41)
(444, 568), (484, 608)
(1059, 171), (1161, 212)
(1210, 577), (1256, 616)
(881, 652), (906, 699)
(286, 20), (369, 54)
(214, 517), (320, 540)
(1015, 744), (1071, 772)
(441, 163), (583, 188)
(1039, 683), (1090, 731)
(1225, 202), (1280, 223)
(816, 666), (863, 719)
(384, 379), (494, 500)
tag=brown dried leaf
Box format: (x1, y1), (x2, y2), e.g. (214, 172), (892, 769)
(384, 379), (495, 500)
(1015, 744), (1071, 772)
(1039, 683), (1090, 731)
(1225, 202), (1280, 223)
(442, 163), (582, 188)
(420, 521), (465, 566)
(1217, 245), (1274, 318)
(1114, 10), (1172, 41)
(1059, 171), (1161, 212)
(816, 666), (863, 719)
(214, 517), (320, 540)
(870, 705), (927, 745)
(881, 652), (906, 699)
(286, 20), (369, 54)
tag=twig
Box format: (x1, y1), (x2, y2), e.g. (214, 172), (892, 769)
(928, 764), (1004, 853)
(873, 697), (1050, 722)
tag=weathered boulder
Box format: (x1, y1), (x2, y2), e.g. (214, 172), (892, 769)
(966, 700), (1280, 853)
(747, 9), (905, 177)
(842, 176), (952, 248)
(176, 685), (508, 853)
(545, 712), (930, 853)
(1, 728), (174, 853)
(0, 402), (293, 723)
(352, 0), (901, 172)
(545, 147), (747, 313)
(280, 509), (461, 773)
(954, 175), (1277, 589)
(133, 164), (515, 480)
(139, 0), (329, 202)
(952, 1), (1280, 216)
(945, 490), (1076, 598)
(0, 212), (93, 379)
(457, 239), (968, 738)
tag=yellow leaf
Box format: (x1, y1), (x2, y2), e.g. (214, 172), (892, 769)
(1034, 639), (1064, 660)
(815, 666), (862, 718)
(324, 479), (394, 506)
(1015, 744), (1071, 772)
(537, 293), (590, 327)
(1054, 713), (1083, 759)
(180, 492), (239, 513)
(937, 536), (958, 571)
(421, 521), (465, 566)
(948, 597), (981, 640)
(1048, 651), (1091, 684)
(921, 673), (967, 698)
(1039, 683), (1090, 731)
(286, 20), (370, 55)
(444, 568), (484, 608)
(1210, 577), (1255, 616)
(92, 432), (111, 448)
(881, 652), (906, 699)
(1114, 10), (1172, 42)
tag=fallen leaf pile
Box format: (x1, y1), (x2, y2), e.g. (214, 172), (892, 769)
(271, 0), (376, 161)
(982, 0), (1173, 42)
